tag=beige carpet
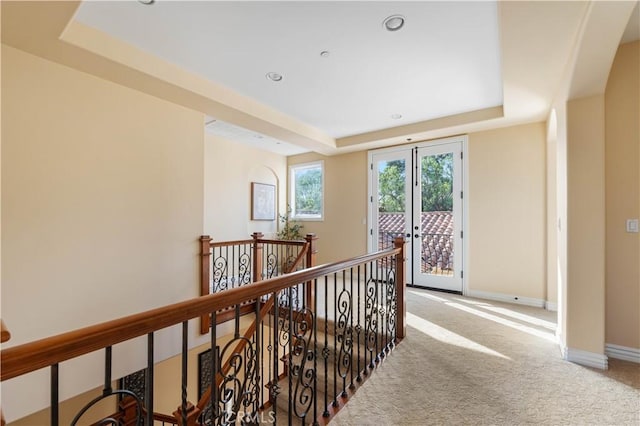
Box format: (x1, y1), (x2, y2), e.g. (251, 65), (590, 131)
(332, 288), (640, 425)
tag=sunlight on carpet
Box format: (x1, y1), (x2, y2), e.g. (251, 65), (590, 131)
(406, 311), (511, 360)
(409, 290), (557, 342)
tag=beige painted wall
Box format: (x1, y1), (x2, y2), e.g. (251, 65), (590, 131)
(604, 41), (639, 350)
(566, 95), (606, 354)
(287, 151), (368, 265)
(546, 113), (558, 309)
(1, 45), (204, 422)
(204, 134), (287, 241)
(467, 123), (547, 300)
(290, 123), (547, 303)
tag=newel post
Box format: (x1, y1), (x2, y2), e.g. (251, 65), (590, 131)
(200, 235), (213, 335)
(252, 232), (264, 283)
(305, 233), (318, 308)
(173, 402), (200, 426)
(394, 236), (407, 340)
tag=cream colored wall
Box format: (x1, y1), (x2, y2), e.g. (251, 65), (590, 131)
(566, 95), (606, 355)
(604, 41), (639, 350)
(290, 123), (547, 304)
(467, 122), (547, 300)
(203, 134), (287, 241)
(1, 45), (204, 422)
(287, 151), (368, 265)
(546, 113), (558, 309)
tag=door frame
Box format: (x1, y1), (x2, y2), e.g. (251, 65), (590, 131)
(367, 135), (469, 295)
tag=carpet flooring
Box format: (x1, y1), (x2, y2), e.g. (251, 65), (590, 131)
(331, 288), (640, 426)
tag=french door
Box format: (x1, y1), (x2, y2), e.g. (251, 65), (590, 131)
(369, 138), (464, 293)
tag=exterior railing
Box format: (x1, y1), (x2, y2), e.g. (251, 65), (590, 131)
(1, 238), (406, 425)
(380, 230), (454, 275)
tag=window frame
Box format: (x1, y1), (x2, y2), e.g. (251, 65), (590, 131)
(289, 160), (325, 221)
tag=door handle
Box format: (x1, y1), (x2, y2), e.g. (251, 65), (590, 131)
(406, 233), (411, 238)
(414, 234), (420, 238)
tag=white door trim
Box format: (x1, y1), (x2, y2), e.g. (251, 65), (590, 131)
(368, 135), (468, 294)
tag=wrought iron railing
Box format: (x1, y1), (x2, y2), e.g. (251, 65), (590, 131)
(199, 233), (317, 334)
(1, 238), (406, 425)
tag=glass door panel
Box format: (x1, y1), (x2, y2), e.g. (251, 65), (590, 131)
(413, 143), (462, 291)
(370, 150), (412, 274)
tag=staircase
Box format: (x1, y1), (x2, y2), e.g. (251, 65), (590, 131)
(264, 317), (393, 425)
(191, 271), (399, 426)
(0, 236), (406, 426)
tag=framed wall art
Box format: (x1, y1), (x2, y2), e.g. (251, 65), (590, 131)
(251, 182), (276, 221)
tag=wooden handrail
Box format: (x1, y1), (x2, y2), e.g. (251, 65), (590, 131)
(0, 247), (400, 382)
(1, 320), (11, 343)
(209, 238), (253, 248)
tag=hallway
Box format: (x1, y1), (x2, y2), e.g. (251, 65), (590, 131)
(332, 288), (639, 425)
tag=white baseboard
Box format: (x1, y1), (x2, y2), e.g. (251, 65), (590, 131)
(545, 301), (558, 311)
(605, 343), (640, 363)
(465, 289), (545, 308)
(563, 346), (608, 369)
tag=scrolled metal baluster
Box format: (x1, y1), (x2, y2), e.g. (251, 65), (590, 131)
(365, 264), (378, 371)
(238, 251), (252, 286)
(211, 311), (218, 426)
(288, 286), (294, 423)
(386, 264), (397, 350)
(73, 348), (143, 426)
(272, 291), (280, 423)
(356, 265), (362, 383)
(291, 308), (315, 423)
(332, 272), (338, 407)
(217, 335), (257, 426)
(375, 264), (382, 364)
(313, 278), (319, 423)
(336, 270), (352, 398)
(322, 276), (329, 418)
(213, 255), (229, 293)
(349, 267), (356, 391)
(266, 252), (278, 279)
(380, 261), (387, 359)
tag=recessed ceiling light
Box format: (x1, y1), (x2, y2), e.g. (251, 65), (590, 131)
(138, 0), (155, 4)
(391, 114), (403, 120)
(266, 72), (283, 82)
(320, 51), (330, 58)
(383, 15), (405, 32)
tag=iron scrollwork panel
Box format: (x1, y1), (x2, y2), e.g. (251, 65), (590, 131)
(364, 275), (379, 363)
(216, 336), (259, 426)
(336, 287), (353, 382)
(289, 308), (316, 420)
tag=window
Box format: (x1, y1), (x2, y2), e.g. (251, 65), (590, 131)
(289, 161), (324, 220)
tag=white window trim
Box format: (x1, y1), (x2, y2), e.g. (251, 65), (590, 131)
(289, 160), (324, 221)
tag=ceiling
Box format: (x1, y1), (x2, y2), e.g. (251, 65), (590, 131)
(3, 1), (636, 156)
(75, 1), (503, 143)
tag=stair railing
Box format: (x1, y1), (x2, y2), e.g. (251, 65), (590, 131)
(199, 233), (318, 334)
(1, 237), (405, 426)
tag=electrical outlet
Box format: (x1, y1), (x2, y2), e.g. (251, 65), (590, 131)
(626, 219), (639, 233)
